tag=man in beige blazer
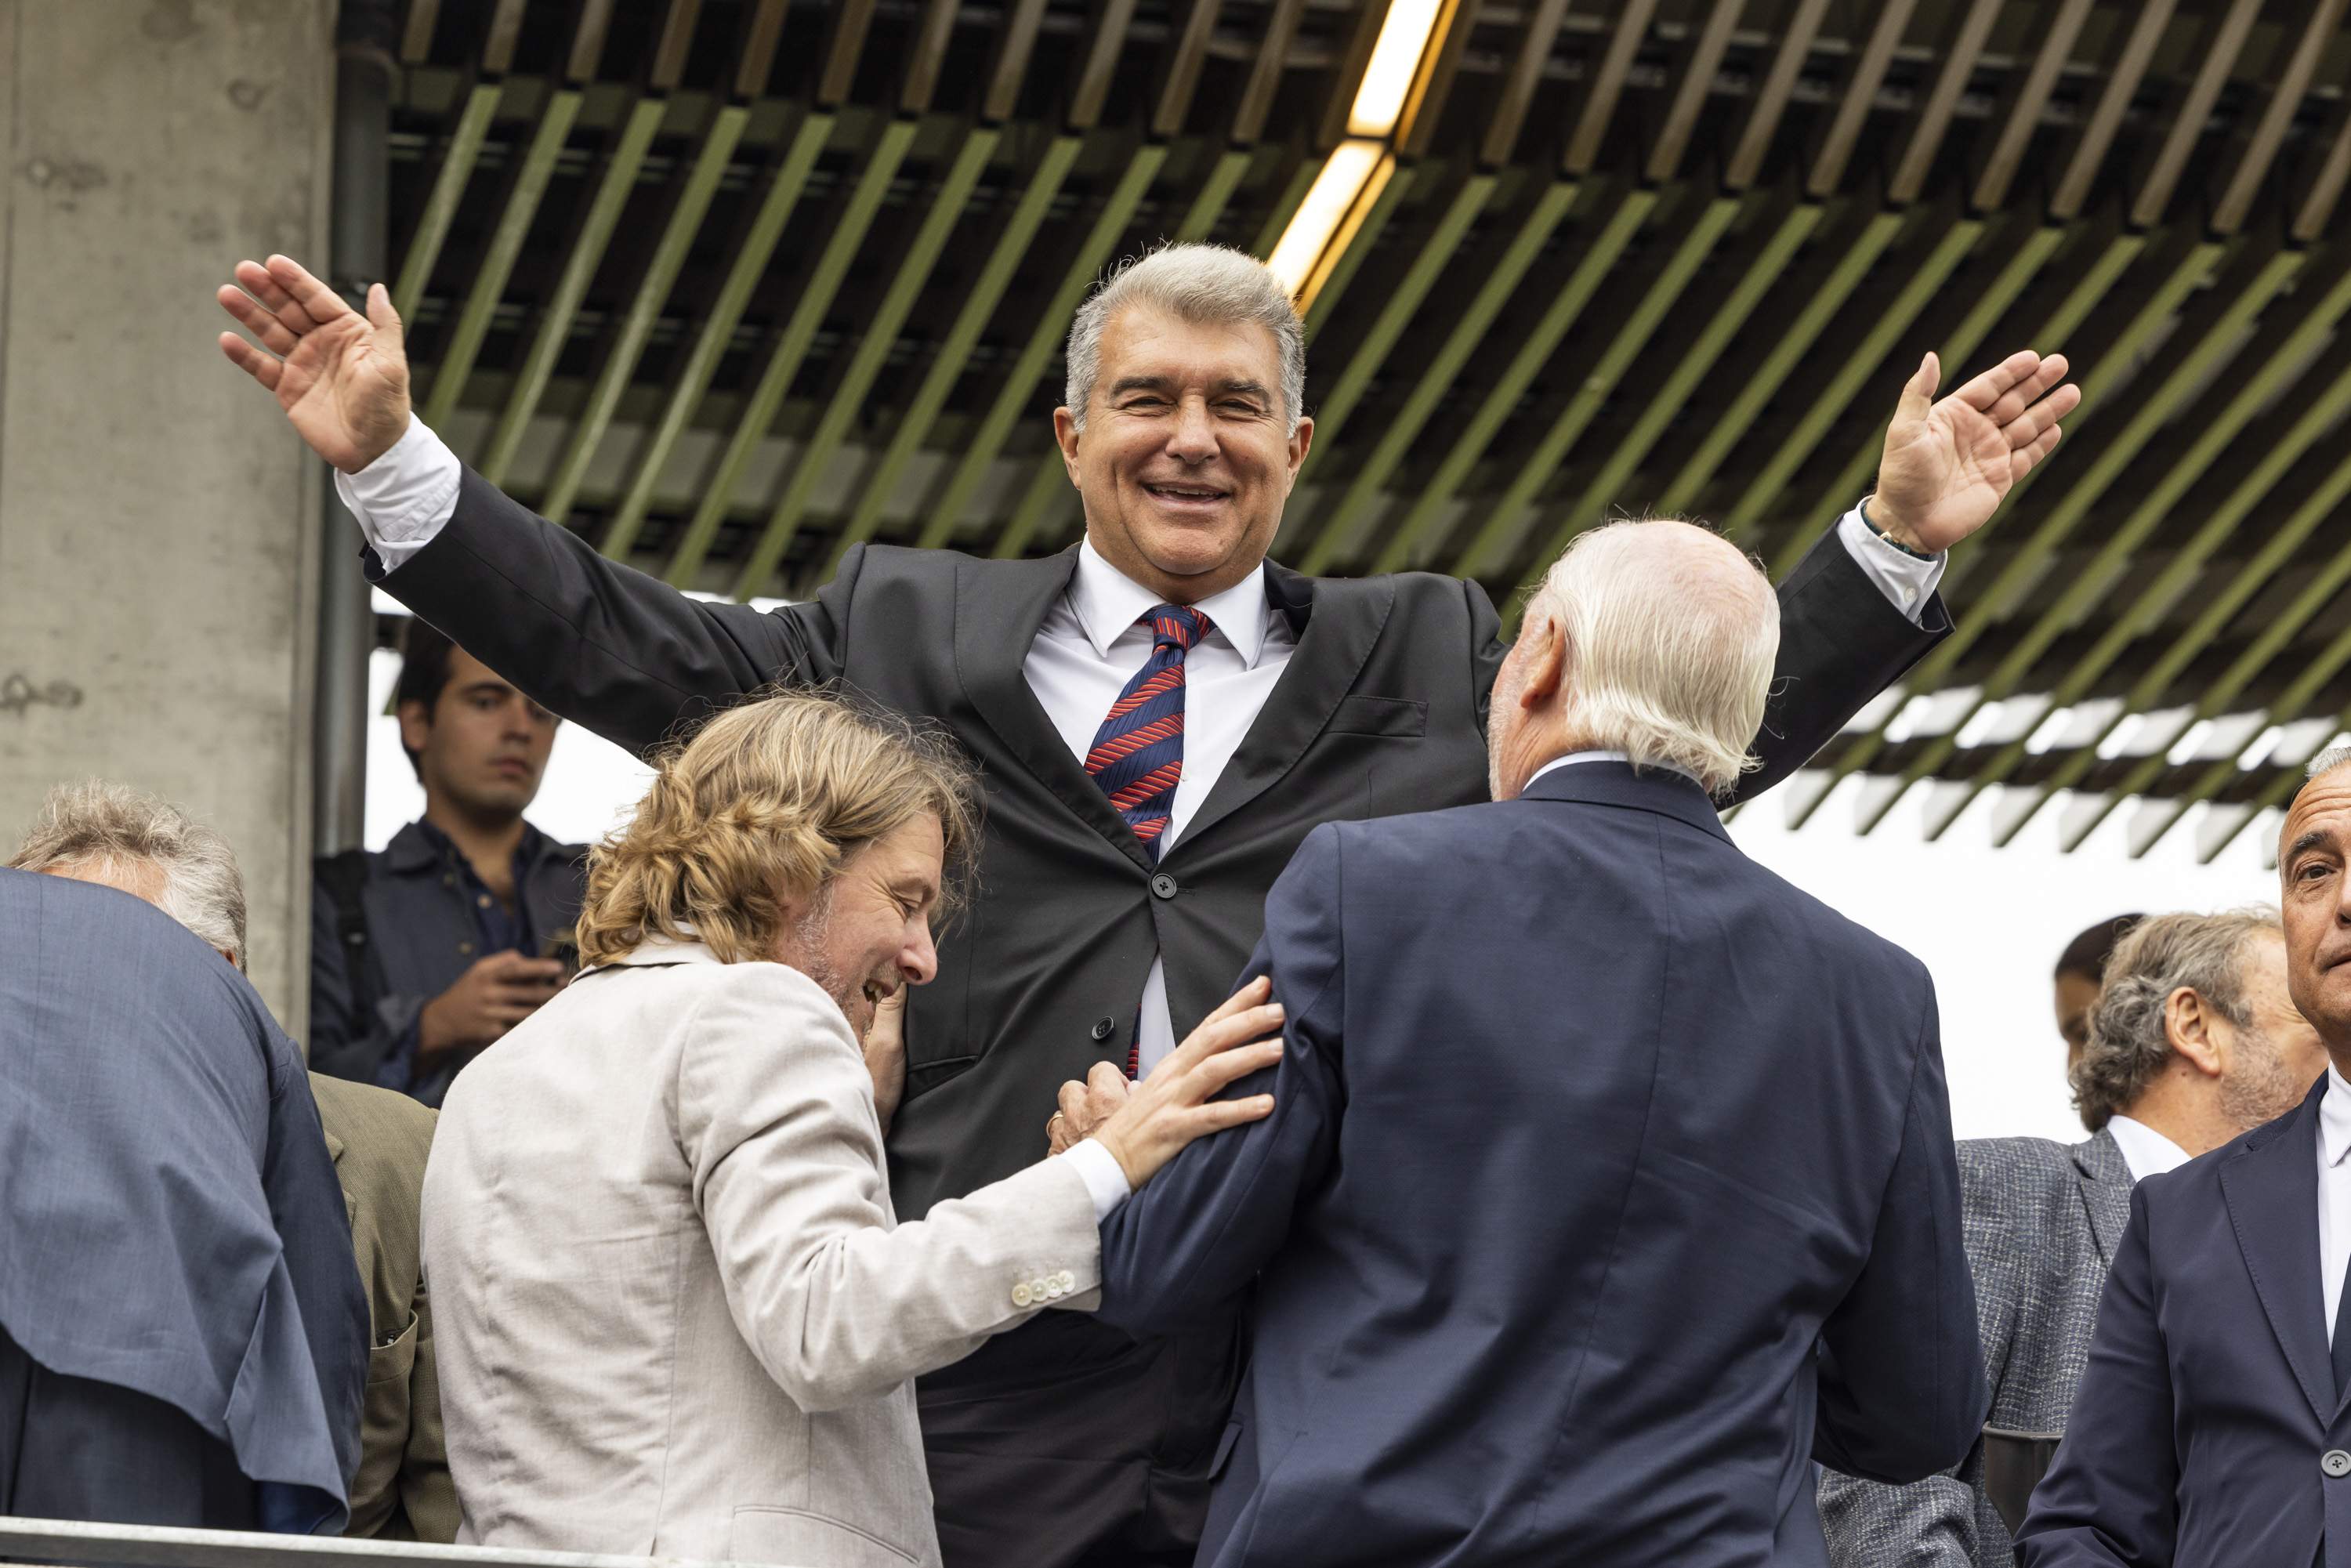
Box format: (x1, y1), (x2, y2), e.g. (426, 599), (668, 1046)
(307, 1074), (458, 1542)
(423, 693), (1282, 1568)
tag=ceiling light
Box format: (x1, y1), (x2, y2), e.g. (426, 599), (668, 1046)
(1266, 139), (1390, 301)
(1349, 0), (1446, 137)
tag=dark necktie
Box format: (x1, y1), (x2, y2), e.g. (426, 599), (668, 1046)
(2333, 1236), (2351, 1399)
(1085, 603), (1211, 857)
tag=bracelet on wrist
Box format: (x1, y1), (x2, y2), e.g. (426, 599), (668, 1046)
(1860, 498), (1936, 561)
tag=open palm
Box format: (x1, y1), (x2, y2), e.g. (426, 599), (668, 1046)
(217, 255), (411, 474)
(1872, 349), (2079, 554)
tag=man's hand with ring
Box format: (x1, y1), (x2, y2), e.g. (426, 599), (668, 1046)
(1048, 1063), (1131, 1154)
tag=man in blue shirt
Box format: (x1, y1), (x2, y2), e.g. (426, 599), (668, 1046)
(309, 619), (585, 1105)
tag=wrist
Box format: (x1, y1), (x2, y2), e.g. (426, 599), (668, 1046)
(1860, 496), (1935, 559)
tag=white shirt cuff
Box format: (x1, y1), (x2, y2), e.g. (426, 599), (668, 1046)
(1835, 504), (1943, 626)
(333, 415), (463, 573)
(1063, 1138), (1132, 1223)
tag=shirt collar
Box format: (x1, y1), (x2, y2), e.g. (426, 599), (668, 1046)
(1523, 750), (1701, 791)
(1070, 539), (1272, 668)
(2320, 1063), (2351, 1169)
(2106, 1114), (2193, 1182)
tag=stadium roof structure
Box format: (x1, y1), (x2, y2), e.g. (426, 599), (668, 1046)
(384, 0), (2351, 861)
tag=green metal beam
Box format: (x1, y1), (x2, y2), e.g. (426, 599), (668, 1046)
(1541, 201), (1821, 563)
(1899, 255), (2351, 837)
(1794, 222), (2073, 542)
(2003, 346), (2351, 846)
(819, 134), (1085, 578)
(1293, 177), (1578, 574)
(393, 81), (503, 322)
(480, 96), (667, 486)
(1654, 208), (1901, 516)
(991, 449), (1081, 559)
(542, 103), (750, 525)
(1738, 215), (1983, 557)
(1456, 193), (1743, 581)
(1783, 239), (2228, 829)
(2063, 440), (2351, 854)
(738, 129), (1004, 599)
(1302, 174), (1495, 459)
(422, 87), (583, 427)
(663, 118), (922, 587)
(1175, 150), (1251, 243)
(914, 144), (1169, 552)
(1334, 185), (1646, 576)
(596, 110), (835, 563)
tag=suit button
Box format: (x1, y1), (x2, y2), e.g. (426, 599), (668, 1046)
(1091, 1017), (1115, 1041)
(458, 940), (475, 956)
(2326, 1450), (2351, 1478)
(1012, 1282), (1034, 1308)
(1150, 873), (1178, 900)
(1056, 1270), (1076, 1292)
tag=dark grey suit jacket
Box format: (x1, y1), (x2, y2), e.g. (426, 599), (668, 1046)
(1820, 1130), (2134, 1566)
(371, 468), (1947, 1221)
(0, 868), (368, 1531)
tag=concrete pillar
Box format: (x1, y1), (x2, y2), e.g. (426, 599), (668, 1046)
(0, 0), (334, 1027)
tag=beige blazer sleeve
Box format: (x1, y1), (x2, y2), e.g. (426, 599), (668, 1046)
(675, 965), (1102, 1413)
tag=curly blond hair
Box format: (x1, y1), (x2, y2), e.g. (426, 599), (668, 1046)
(575, 689), (980, 968)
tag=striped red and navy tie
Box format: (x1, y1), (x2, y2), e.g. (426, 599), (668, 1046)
(1085, 603), (1211, 860)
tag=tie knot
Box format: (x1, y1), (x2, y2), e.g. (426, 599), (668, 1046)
(1145, 604), (1212, 653)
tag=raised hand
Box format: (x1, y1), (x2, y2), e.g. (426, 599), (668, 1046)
(1871, 349), (2080, 554)
(217, 255), (411, 473)
(864, 989), (909, 1135)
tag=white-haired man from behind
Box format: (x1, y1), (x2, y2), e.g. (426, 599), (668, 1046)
(220, 231), (2071, 1564)
(12, 781), (460, 1541)
(1078, 520), (1984, 1568)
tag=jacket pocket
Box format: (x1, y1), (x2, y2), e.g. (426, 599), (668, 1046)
(1325, 695), (1427, 738)
(366, 1311), (418, 1385)
(729, 1505), (919, 1567)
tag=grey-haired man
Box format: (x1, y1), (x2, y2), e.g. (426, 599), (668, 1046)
(219, 241), (2076, 1568)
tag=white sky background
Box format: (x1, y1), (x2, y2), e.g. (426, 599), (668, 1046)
(366, 644), (2285, 1146)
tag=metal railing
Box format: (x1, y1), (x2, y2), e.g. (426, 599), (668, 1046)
(0, 1519), (761, 1568)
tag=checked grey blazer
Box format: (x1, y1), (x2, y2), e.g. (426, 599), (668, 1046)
(1820, 1129), (2134, 1566)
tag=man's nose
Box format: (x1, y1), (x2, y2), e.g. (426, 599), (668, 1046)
(902, 925), (940, 987)
(1166, 397), (1217, 460)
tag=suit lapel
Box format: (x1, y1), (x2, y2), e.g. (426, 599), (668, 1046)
(2219, 1077), (2333, 1425)
(952, 549), (1156, 872)
(2072, 1128), (2132, 1266)
(1168, 564), (1396, 858)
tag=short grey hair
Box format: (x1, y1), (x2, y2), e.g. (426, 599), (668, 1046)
(1063, 243), (1306, 433)
(9, 780), (249, 969)
(2071, 907), (2280, 1132)
(2307, 745), (2351, 784)
(1523, 520), (1780, 796)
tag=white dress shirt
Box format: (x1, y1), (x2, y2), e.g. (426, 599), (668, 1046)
(2105, 1114), (2193, 1185)
(337, 416), (1944, 1078)
(2318, 1064), (2351, 1334)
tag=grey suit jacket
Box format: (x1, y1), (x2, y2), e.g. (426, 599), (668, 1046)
(1820, 1130), (2134, 1566)
(421, 939), (1103, 1567)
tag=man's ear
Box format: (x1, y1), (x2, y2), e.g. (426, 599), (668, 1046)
(1052, 407), (1085, 487)
(2164, 986), (2227, 1078)
(1286, 414), (1315, 480)
(1516, 614), (1567, 712)
(397, 698), (432, 759)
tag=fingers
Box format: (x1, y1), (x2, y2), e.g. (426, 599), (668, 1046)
(217, 285), (302, 356)
(1999, 380), (2081, 450)
(1948, 349), (2043, 414)
(1199, 975), (1273, 1030)
(1892, 351), (1938, 426)
(1057, 1079), (1092, 1126)
(1085, 1061), (1128, 1101)
(1184, 1093), (1277, 1133)
(261, 254), (353, 329)
(1185, 1038), (1284, 1098)
(1166, 1001), (1284, 1074)
(365, 281), (405, 349)
(1976, 353), (2071, 429)
(232, 259), (325, 335)
(217, 331), (283, 391)
(2010, 422), (2063, 482)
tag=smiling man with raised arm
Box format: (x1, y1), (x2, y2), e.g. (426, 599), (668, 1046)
(220, 243), (2076, 1568)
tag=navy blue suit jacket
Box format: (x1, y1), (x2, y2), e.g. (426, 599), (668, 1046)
(2019, 1073), (2348, 1568)
(0, 868), (368, 1531)
(1097, 762), (1984, 1567)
